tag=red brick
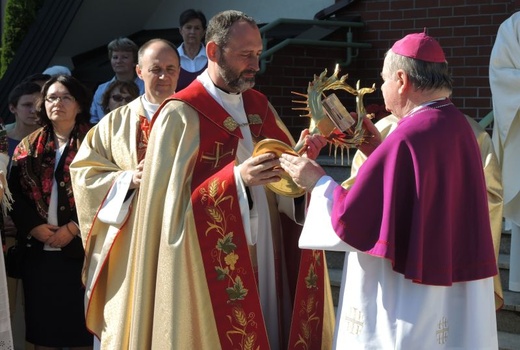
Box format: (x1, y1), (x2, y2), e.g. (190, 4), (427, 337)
(439, 16), (467, 27)
(255, 2), (512, 126)
(427, 6), (454, 17)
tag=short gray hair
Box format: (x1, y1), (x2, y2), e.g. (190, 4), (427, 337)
(385, 49), (453, 92)
(107, 37), (139, 62)
(205, 10), (257, 48)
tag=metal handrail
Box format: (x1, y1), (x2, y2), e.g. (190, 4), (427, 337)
(259, 18), (365, 34)
(259, 18), (371, 73)
(479, 110), (494, 129)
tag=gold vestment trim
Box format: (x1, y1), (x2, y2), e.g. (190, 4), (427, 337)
(223, 114), (262, 131)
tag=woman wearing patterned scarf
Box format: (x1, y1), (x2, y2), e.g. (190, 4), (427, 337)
(8, 75), (93, 350)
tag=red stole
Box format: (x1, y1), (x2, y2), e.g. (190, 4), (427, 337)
(137, 116), (151, 163)
(166, 81), (328, 349)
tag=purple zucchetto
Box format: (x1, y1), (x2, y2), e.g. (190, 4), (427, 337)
(391, 30), (446, 63)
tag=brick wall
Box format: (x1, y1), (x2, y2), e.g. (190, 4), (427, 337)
(255, 0), (519, 138)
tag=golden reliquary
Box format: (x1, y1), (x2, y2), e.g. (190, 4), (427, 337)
(252, 64), (376, 197)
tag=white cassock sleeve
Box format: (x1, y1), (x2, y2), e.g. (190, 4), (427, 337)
(299, 175), (359, 252)
(97, 171), (136, 225)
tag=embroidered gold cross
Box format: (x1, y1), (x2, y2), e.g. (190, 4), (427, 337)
(345, 307), (364, 335)
(201, 142), (234, 168)
(223, 114), (263, 132)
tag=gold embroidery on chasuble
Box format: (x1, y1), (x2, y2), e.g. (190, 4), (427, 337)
(200, 142), (235, 169)
(293, 250), (325, 348)
(199, 178), (265, 349)
(223, 114), (263, 132)
(248, 114), (262, 125)
(436, 317), (449, 344)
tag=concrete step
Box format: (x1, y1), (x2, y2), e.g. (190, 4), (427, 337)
(501, 229), (511, 255)
(318, 154), (352, 183)
(499, 252), (511, 291)
(498, 290), (520, 335)
(497, 226), (520, 348)
(499, 331), (520, 350)
(325, 251), (345, 270)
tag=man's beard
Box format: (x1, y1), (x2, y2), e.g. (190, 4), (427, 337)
(218, 54), (256, 93)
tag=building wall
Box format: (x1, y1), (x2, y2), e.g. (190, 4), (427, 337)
(254, 0), (520, 138)
(7, 0), (519, 135)
(52, 0), (333, 74)
(145, 0), (333, 29)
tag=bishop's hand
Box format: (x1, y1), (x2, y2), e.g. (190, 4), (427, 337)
(353, 113), (382, 157)
(279, 153), (326, 192)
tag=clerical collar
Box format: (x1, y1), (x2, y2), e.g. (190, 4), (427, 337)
(405, 97), (449, 118)
(214, 84), (240, 95)
(141, 95), (161, 121)
(197, 70), (243, 107)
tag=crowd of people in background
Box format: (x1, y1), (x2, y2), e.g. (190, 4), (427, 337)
(89, 37), (145, 124)
(0, 9), (207, 349)
(0, 7), (518, 350)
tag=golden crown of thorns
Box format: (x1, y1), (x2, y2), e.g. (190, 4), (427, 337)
(292, 64), (376, 150)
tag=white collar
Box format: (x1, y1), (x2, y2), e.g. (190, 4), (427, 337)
(140, 95), (160, 121)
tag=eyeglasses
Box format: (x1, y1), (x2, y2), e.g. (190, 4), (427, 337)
(45, 95), (75, 104)
(111, 94), (133, 103)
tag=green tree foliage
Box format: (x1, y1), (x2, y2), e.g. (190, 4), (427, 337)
(0, 0), (44, 76)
